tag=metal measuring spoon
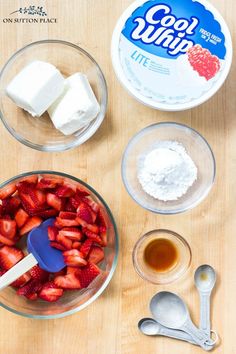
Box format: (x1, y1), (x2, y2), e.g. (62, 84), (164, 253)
(194, 265), (216, 337)
(150, 292), (215, 351)
(138, 317), (197, 345)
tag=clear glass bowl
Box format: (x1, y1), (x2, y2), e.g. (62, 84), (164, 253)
(122, 122), (216, 214)
(132, 229), (192, 284)
(0, 40), (107, 152)
(0, 171), (118, 319)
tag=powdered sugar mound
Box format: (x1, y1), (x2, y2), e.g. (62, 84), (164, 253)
(138, 141), (197, 201)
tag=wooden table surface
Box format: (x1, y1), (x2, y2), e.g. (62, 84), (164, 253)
(0, 1), (235, 353)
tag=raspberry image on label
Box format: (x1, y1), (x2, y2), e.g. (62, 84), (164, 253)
(187, 45), (221, 81)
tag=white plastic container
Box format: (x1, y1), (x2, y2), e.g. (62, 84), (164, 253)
(111, 0), (232, 111)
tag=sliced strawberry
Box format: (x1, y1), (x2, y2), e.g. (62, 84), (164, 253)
(58, 228), (82, 241)
(70, 195), (81, 209)
(51, 268), (66, 278)
(18, 192), (36, 214)
(77, 262), (100, 288)
(54, 272), (81, 289)
(96, 209), (107, 227)
(57, 233), (73, 250)
(80, 239), (93, 257)
(37, 177), (62, 189)
(30, 265), (49, 282)
(77, 200), (97, 223)
(0, 246), (24, 270)
(76, 187), (90, 197)
(83, 228), (103, 245)
(77, 202), (93, 224)
(91, 210), (97, 223)
(38, 281), (63, 302)
(9, 196), (21, 209)
(87, 223), (99, 234)
(66, 266), (79, 274)
(30, 189), (46, 208)
(11, 272), (31, 288)
(17, 182), (44, 207)
(1, 196), (21, 216)
(55, 217), (79, 228)
(59, 211), (77, 220)
(50, 241), (66, 251)
(63, 249), (87, 267)
(56, 184), (75, 198)
(18, 184), (46, 215)
(19, 216), (42, 236)
(17, 279), (42, 297)
(88, 246), (105, 264)
(76, 217), (99, 233)
(100, 226), (108, 247)
(0, 219), (17, 239)
(82, 197), (99, 213)
(46, 193), (62, 211)
(72, 241), (82, 249)
(48, 225), (58, 241)
(64, 198), (76, 212)
(19, 191), (45, 216)
(0, 184), (17, 200)
(17, 181), (36, 194)
(0, 234), (16, 246)
(1, 215), (11, 220)
(63, 249), (85, 259)
(15, 208), (29, 228)
(20, 175), (38, 184)
(33, 208), (58, 218)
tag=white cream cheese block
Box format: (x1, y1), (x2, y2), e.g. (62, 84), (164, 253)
(47, 73), (100, 135)
(6, 60), (65, 117)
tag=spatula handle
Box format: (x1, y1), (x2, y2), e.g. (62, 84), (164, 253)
(0, 253), (38, 291)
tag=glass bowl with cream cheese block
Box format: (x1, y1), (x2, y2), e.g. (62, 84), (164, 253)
(0, 40), (107, 152)
(122, 122), (216, 214)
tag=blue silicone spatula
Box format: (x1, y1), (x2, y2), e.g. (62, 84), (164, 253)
(0, 218), (65, 291)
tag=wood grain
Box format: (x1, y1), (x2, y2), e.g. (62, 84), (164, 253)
(0, 1), (235, 353)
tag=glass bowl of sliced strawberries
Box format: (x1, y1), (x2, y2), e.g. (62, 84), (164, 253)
(0, 171), (118, 318)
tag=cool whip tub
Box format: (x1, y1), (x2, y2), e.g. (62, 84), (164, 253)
(111, 0), (232, 111)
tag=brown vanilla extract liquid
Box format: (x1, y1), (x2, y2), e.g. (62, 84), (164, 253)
(144, 238), (179, 272)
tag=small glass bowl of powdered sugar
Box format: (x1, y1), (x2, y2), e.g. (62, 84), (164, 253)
(122, 122), (215, 214)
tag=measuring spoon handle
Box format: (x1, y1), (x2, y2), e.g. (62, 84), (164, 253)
(200, 292), (211, 337)
(182, 320), (214, 351)
(158, 326), (197, 345)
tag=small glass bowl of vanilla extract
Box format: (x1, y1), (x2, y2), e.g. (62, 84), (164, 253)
(132, 229), (192, 284)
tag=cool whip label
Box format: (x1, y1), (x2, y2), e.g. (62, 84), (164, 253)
(130, 4), (199, 56)
(118, 0), (227, 104)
